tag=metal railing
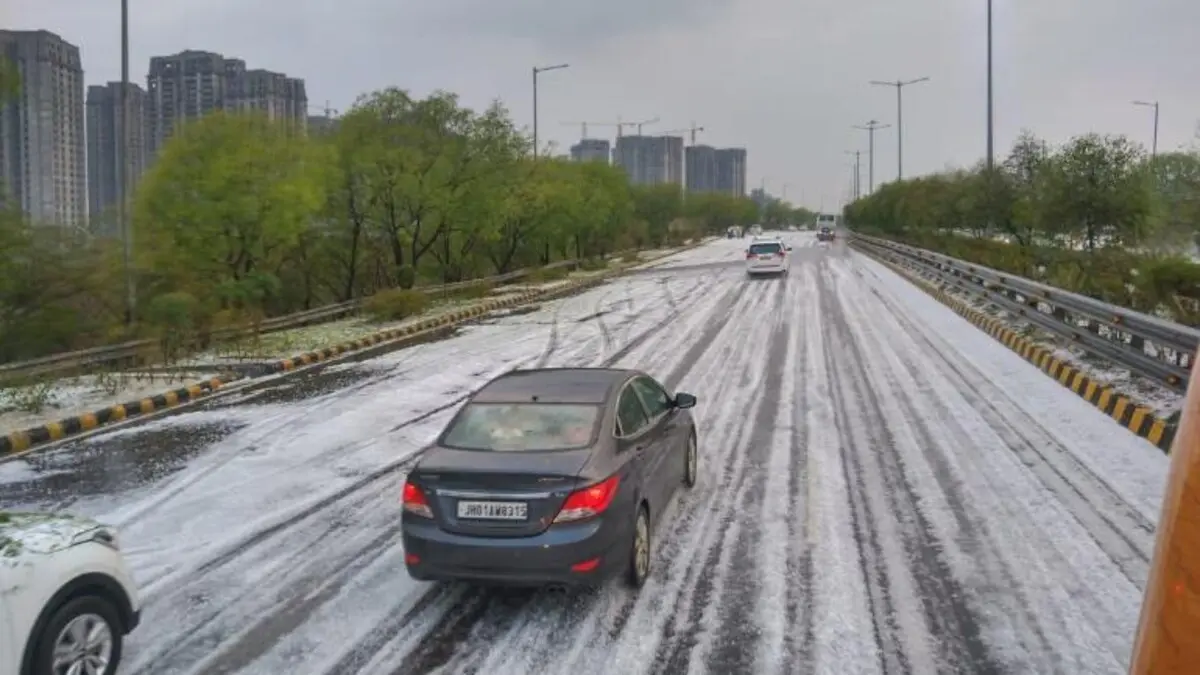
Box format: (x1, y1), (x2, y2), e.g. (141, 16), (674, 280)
(0, 258), (591, 383)
(850, 233), (1200, 393)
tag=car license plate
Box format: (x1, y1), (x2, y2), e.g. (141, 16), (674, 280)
(457, 500), (528, 520)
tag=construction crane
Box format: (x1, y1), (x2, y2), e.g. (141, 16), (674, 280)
(614, 116), (660, 137)
(560, 121), (623, 139)
(656, 123), (705, 145)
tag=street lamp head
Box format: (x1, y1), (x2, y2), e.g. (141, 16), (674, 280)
(1132, 100), (1157, 108)
(535, 63), (570, 73)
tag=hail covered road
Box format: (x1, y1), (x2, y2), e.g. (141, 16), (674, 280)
(0, 234), (1169, 675)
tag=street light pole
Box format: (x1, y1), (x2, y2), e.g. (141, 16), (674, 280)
(986, 0), (994, 173)
(1133, 100), (1160, 156)
(870, 76), (929, 181)
(119, 0), (135, 324)
(531, 63), (568, 159)
(853, 120), (890, 195)
(845, 150), (862, 200)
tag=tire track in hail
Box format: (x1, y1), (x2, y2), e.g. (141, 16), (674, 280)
(858, 265), (1154, 583)
(599, 276), (770, 650)
(846, 262), (1150, 666)
(781, 268), (816, 674)
(817, 287), (902, 674)
(646, 280), (786, 674)
(832, 263), (1059, 667)
(705, 278), (791, 674)
(820, 267), (999, 674)
(601, 271), (740, 367)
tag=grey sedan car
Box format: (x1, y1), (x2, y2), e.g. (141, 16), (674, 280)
(400, 367), (699, 589)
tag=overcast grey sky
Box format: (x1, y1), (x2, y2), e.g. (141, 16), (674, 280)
(9, 0), (1199, 211)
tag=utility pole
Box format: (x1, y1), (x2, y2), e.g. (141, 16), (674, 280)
(853, 120), (890, 195)
(1133, 100), (1160, 156)
(119, 0), (135, 325)
(531, 63), (568, 158)
(870, 77), (929, 180)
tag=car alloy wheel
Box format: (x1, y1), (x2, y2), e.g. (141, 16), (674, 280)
(52, 612), (113, 675)
(684, 433), (698, 488)
(628, 507), (651, 588)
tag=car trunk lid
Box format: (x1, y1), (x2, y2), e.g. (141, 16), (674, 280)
(411, 446), (593, 537)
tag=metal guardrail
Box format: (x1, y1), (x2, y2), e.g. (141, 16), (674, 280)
(850, 233), (1200, 393)
(0, 257), (596, 383)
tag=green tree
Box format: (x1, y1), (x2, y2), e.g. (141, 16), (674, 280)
(1145, 151), (1200, 252)
(1039, 134), (1152, 251)
(134, 112), (327, 315)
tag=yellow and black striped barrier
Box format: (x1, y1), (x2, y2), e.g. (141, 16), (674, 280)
(868, 254), (1177, 452)
(0, 266), (639, 458)
(1, 375), (241, 457)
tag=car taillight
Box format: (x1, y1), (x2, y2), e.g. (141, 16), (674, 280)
(401, 480), (433, 518)
(776, 251), (786, 257)
(553, 475), (620, 523)
(745, 251), (754, 259)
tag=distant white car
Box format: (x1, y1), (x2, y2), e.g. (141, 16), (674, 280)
(0, 513), (141, 675)
(745, 238), (791, 276)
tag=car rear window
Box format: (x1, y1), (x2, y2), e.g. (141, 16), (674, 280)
(748, 242), (782, 255)
(440, 403), (601, 452)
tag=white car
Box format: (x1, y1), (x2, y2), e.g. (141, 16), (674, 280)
(745, 238), (791, 276)
(1, 513), (141, 675)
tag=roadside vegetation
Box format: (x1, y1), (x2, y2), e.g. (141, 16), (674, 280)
(844, 131), (1200, 323)
(0, 86), (811, 366)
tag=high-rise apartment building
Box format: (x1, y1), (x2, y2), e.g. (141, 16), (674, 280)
(146, 50), (306, 156)
(570, 138), (610, 163)
(685, 144), (718, 192)
(715, 148), (748, 196)
(0, 30), (86, 228)
(614, 135), (683, 186)
(86, 82), (147, 233)
(227, 67), (307, 130)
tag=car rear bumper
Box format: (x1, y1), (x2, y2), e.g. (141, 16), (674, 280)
(401, 516), (630, 587)
(747, 264), (787, 274)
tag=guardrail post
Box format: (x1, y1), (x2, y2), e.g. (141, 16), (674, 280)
(1130, 345), (1200, 673)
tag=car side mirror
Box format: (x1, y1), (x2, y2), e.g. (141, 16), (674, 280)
(673, 392), (697, 409)
(786, 246), (793, 251)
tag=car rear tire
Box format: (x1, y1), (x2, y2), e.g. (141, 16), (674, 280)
(683, 431), (698, 488)
(626, 505), (651, 589)
(32, 595), (123, 675)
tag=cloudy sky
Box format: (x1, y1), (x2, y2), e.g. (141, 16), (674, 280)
(9, 0), (1199, 211)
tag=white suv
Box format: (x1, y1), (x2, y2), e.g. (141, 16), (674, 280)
(745, 238), (791, 276)
(1, 513), (141, 675)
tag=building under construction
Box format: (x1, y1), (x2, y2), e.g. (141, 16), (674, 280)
(569, 138), (610, 163)
(613, 135), (684, 186)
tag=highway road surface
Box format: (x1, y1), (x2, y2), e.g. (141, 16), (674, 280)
(0, 233), (1169, 675)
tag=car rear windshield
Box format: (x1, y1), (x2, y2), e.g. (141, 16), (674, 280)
(748, 242), (783, 255)
(440, 403), (601, 452)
